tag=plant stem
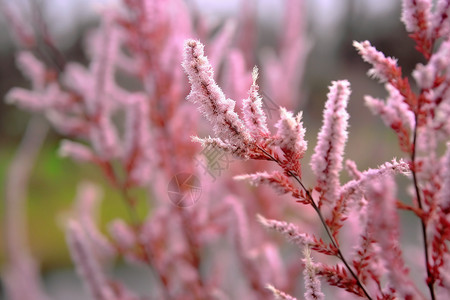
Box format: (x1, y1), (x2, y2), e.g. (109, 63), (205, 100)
(411, 110), (436, 300)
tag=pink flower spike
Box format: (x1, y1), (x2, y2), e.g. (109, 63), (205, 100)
(235, 171), (306, 202)
(266, 284), (298, 300)
(365, 175), (419, 299)
(413, 39), (450, 89)
(345, 159), (362, 180)
(73, 182), (116, 260)
(191, 136), (242, 156)
(432, 0), (450, 38)
(66, 221), (116, 300)
(353, 41), (400, 83)
(15, 51), (46, 90)
(59, 140), (96, 163)
(208, 20), (237, 72)
(257, 214), (314, 248)
(340, 158), (410, 203)
(439, 142), (450, 213)
(242, 66), (270, 138)
(182, 39), (253, 151)
(310, 80), (351, 208)
(401, 0), (433, 58)
(303, 247), (324, 300)
(123, 94), (152, 186)
(274, 107), (307, 157)
(401, 0), (431, 33)
(108, 219), (136, 251)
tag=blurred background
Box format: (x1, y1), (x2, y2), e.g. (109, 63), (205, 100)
(0, 0), (425, 298)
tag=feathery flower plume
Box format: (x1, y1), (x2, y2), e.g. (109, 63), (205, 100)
(123, 94), (152, 186)
(15, 51), (47, 90)
(340, 158), (410, 203)
(182, 39), (253, 152)
(5, 84), (63, 112)
(59, 140), (97, 163)
(274, 108), (307, 157)
(439, 143), (450, 213)
(108, 219), (136, 252)
(242, 66), (269, 138)
(310, 80), (351, 207)
(73, 182), (116, 260)
(274, 107), (308, 177)
(345, 160), (362, 180)
(401, 0), (431, 33)
(353, 41), (401, 83)
(413, 38), (450, 90)
(402, 0), (433, 58)
(66, 221), (116, 300)
(257, 214), (314, 248)
(432, 0), (450, 39)
(365, 84), (414, 152)
(365, 175), (418, 299)
(223, 49), (253, 101)
(89, 115), (121, 160)
(266, 284), (298, 300)
(208, 20), (237, 72)
(235, 171), (307, 203)
(303, 247), (324, 300)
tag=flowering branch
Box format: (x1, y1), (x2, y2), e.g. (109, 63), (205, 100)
(182, 38), (373, 299)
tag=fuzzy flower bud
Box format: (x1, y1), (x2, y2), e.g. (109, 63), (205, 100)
(182, 39), (253, 153)
(311, 80), (351, 207)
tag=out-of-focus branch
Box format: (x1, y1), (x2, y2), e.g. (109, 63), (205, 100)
(2, 116), (50, 300)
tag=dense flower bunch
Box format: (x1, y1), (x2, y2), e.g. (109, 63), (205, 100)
(182, 1), (450, 299)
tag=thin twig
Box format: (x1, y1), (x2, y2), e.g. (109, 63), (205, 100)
(411, 108), (436, 300)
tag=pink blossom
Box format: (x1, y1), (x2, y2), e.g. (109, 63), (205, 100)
(108, 219), (136, 252)
(72, 182), (116, 260)
(432, 0), (450, 38)
(123, 93), (152, 186)
(262, 0), (309, 109)
(274, 108), (307, 157)
(242, 67), (270, 138)
(353, 41), (400, 83)
(345, 159), (362, 180)
(310, 80), (351, 207)
(5, 83), (65, 112)
(235, 171), (305, 201)
(89, 115), (121, 160)
(365, 84), (414, 152)
(439, 143), (450, 212)
(182, 39), (253, 151)
(413, 39), (450, 89)
(223, 49), (253, 101)
(267, 284), (298, 300)
(15, 51), (47, 90)
(208, 20), (237, 72)
(303, 248), (324, 300)
(340, 158), (410, 203)
(257, 215), (314, 248)
(365, 175), (419, 299)
(401, 0), (431, 33)
(59, 140), (96, 163)
(66, 221), (116, 300)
